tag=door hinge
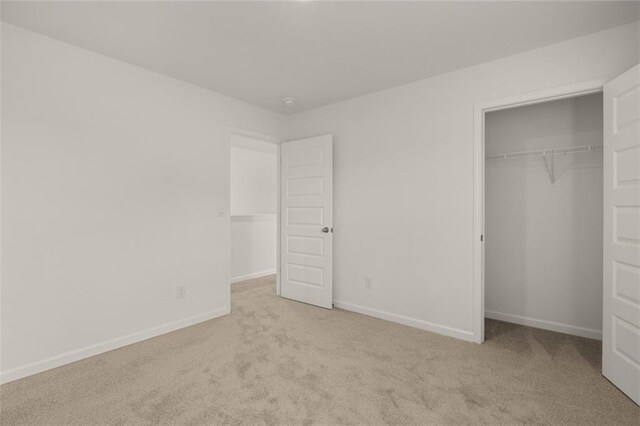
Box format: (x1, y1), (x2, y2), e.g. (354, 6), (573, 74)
(481, 234), (484, 242)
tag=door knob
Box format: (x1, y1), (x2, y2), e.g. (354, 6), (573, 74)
(321, 227), (330, 233)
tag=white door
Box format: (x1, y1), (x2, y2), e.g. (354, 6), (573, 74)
(603, 64), (640, 405)
(280, 135), (333, 309)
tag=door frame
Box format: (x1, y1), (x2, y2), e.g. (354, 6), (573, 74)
(472, 78), (607, 344)
(226, 126), (283, 312)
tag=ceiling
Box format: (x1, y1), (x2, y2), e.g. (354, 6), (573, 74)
(2, 1), (639, 115)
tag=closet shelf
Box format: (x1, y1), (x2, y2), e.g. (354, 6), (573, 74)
(486, 144), (602, 184)
(231, 214), (276, 217)
(486, 144), (602, 161)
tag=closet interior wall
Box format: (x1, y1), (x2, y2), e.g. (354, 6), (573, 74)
(485, 93), (604, 339)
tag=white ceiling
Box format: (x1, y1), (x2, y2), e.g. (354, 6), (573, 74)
(2, 1), (638, 114)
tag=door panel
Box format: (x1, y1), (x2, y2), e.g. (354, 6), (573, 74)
(603, 64), (640, 405)
(280, 135), (333, 309)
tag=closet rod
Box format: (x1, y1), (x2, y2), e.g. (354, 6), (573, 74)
(486, 144), (602, 161)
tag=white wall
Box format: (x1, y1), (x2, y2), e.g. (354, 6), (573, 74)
(230, 216), (277, 282)
(230, 141), (277, 216)
(288, 22), (639, 341)
(230, 138), (277, 281)
(485, 94), (603, 339)
(0, 23), (287, 382)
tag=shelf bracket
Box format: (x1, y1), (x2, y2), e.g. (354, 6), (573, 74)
(543, 153), (556, 184)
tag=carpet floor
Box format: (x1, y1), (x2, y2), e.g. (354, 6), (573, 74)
(1, 275), (638, 425)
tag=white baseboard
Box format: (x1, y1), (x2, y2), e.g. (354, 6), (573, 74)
(333, 300), (475, 342)
(231, 269), (276, 283)
(485, 310), (602, 340)
(0, 307), (230, 385)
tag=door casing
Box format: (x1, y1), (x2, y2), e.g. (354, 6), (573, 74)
(472, 78), (607, 344)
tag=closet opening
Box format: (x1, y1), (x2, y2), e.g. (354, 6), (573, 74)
(228, 128), (281, 308)
(481, 91), (604, 342)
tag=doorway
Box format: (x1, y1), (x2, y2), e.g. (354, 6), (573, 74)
(228, 128), (281, 299)
(483, 92), (604, 340)
(227, 130), (335, 310)
(472, 79), (607, 344)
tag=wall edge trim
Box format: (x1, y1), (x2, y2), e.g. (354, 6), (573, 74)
(0, 307), (230, 384)
(485, 309), (602, 340)
(231, 270), (277, 284)
(333, 300), (475, 342)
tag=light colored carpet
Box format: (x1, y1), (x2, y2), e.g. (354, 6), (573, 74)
(1, 275), (638, 425)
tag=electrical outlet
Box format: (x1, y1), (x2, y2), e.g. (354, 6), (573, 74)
(176, 286), (186, 299)
(364, 276), (373, 289)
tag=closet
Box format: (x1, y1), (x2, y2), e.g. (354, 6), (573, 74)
(484, 93), (603, 339)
